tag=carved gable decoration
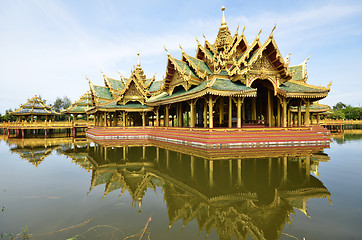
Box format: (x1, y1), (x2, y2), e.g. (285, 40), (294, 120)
(167, 71), (190, 95)
(122, 81), (145, 104)
(250, 55), (277, 72)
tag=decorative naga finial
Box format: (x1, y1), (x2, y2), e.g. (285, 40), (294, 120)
(179, 44), (184, 53)
(137, 53), (141, 67)
(257, 27), (262, 39)
(221, 6), (227, 28)
(327, 80), (332, 89)
(164, 45), (170, 56)
(235, 23), (240, 35)
(196, 37), (201, 45)
(241, 25), (246, 36)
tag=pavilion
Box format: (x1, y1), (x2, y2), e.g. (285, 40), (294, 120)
(11, 95), (60, 122)
(86, 7), (331, 129)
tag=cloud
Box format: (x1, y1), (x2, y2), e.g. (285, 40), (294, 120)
(0, 1), (361, 114)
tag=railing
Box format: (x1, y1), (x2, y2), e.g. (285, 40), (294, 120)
(320, 119), (362, 125)
(1, 120), (94, 129)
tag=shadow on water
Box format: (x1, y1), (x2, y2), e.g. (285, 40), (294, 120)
(1, 135), (333, 240)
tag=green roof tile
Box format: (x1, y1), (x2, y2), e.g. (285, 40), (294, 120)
(93, 85), (113, 100)
(107, 78), (124, 91)
(173, 59), (198, 78)
(211, 79), (253, 91)
(149, 81), (163, 93)
(288, 65), (304, 81)
(279, 81), (326, 93)
(187, 56), (213, 75)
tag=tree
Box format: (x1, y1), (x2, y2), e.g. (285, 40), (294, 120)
(333, 102), (347, 110)
(52, 96), (72, 121)
(0, 109), (16, 122)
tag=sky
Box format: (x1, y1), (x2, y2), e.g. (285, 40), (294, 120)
(0, 0), (362, 115)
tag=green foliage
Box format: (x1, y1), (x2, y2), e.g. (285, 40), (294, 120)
(330, 102), (362, 120)
(52, 96), (72, 121)
(0, 109), (16, 122)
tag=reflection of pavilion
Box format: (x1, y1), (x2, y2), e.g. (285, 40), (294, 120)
(62, 142), (331, 240)
(7, 137), (89, 166)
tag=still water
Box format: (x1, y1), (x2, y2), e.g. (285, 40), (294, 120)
(0, 132), (361, 240)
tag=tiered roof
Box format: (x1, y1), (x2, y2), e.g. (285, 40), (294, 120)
(63, 91), (93, 114)
(86, 6), (330, 113)
(11, 95), (60, 116)
(87, 54), (162, 114)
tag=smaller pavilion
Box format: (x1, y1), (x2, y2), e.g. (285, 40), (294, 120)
(63, 91), (93, 120)
(11, 95), (60, 122)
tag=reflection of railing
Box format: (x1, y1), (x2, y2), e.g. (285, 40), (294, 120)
(1, 121), (94, 129)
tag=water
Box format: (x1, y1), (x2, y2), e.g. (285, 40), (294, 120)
(0, 132), (361, 240)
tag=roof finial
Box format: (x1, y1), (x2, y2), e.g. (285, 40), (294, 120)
(137, 53), (141, 67)
(221, 6), (227, 28)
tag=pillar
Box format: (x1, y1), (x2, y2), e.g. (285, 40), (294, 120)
(142, 112), (146, 127)
(287, 106), (291, 127)
(251, 98), (257, 122)
(305, 99), (310, 126)
(317, 113), (320, 125)
(204, 99), (208, 128)
(267, 90), (272, 127)
(282, 98), (287, 127)
(228, 97), (232, 128)
(190, 101), (196, 128)
(219, 98), (224, 125)
(237, 97), (242, 128)
(123, 111), (126, 126)
(208, 95), (213, 128)
(277, 98), (281, 127)
(165, 106), (169, 127)
(155, 108), (159, 127)
(298, 101), (302, 127)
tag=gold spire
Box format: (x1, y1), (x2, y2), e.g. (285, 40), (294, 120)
(214, 6), (232, 51)
(137, 53), (141, 68)
(221, 6), (227, 29)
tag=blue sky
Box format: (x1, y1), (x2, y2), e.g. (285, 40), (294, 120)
(0, 0), (361, 114)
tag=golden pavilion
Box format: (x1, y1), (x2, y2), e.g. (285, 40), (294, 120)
(86, 7), (331, 130)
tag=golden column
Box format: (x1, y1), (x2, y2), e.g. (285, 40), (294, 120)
(305, 99), (310, 126)
(228, 96), (232, 128)
(251, 98), (257, 122)
(155, 108), (159, 127)
(298, 101), (302, 127)
(277, 98), (281, 127)
(165, 105), (170, 127)
(267, 90), (272, 127)
(237, 97), (242, 128)
(178, 102), (183, 127)
(190, 101), (196, 128)
(208, 95), (213, 128)
(142, 112), (146, 127)
(317, 113), (320, 125)
(122, 111), (126, 126)
(204, 99), (208, 128)
(219, 97), (224, 125)
(287, 107), (291, 127)
(282, 98), (287, 127)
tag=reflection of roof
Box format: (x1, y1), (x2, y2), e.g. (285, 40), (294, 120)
(81, 143), (330, 240)
(11, 146), (59, 166)
(11, 95), (60, 116)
